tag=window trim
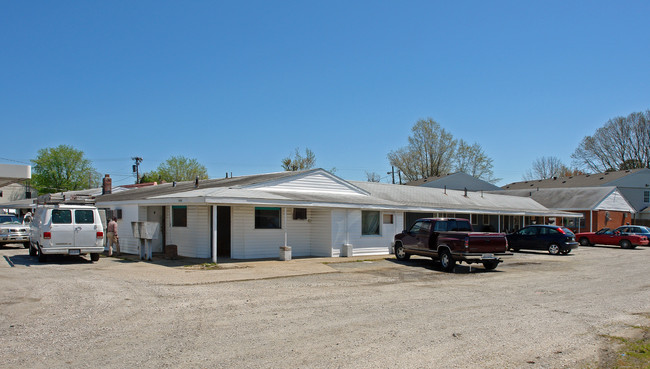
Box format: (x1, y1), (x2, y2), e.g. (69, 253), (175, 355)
(361, 210), (381, 236)
(644, 190), (649, 203)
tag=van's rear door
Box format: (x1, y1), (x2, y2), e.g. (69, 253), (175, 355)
(50, 209), (74, 248)
(73, 209), (98, 247)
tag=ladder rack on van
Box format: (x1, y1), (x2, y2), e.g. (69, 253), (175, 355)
(36, 193), (96, 205)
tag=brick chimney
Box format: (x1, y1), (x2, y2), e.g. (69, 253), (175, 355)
(102, 174), (112, 195)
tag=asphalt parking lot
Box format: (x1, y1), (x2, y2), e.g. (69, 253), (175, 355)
(1, 243), (649, 368)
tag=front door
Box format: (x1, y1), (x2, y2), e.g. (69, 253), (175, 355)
(217, 206), (231, 258)
(147, 206), (164, 253)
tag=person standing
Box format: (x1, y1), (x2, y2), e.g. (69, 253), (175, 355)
(106, 217), (120, 256)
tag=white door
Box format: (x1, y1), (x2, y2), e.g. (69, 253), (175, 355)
(49, 209), (74, 247)
(147, 206), (164, 253)
(74, 209), (98, 247)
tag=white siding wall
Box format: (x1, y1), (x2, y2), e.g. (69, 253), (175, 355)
(231, 206), (334, 259)
(330, 209), (396, 257)
(309, 208), (333, 257)
(107, 204), (140, 255)
(167, 205), (211, 258)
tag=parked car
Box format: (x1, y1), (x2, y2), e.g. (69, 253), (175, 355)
(0, 214), (30, 248)
(393, 218), (511, 271)
(575, 228), (649, 249)
(29, 205), (105, 262)
(614, 225), (650, 238)
(506, 225), (578, 255)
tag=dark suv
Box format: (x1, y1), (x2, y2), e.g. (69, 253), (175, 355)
(506, 225), (578, 255)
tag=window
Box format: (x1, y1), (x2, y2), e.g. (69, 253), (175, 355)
(483, 214), (490, 225)
(433, 221), (447, 232)
(52, 210), (72, 224)
(75, 210), (94, 224)
(645, 190), (649, 203)
(107, 209), (123, 220)
(471, 215), (478, 225)
(172, 206), (187, 227)
(409, 221), (424, 233)
(255, 207), (281, 229)
(361, 211), (380, 236)
(383, 214), (394, 224)
(293, 208), (307, 220)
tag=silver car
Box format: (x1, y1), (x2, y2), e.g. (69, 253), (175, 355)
(0, 214), (30, 248)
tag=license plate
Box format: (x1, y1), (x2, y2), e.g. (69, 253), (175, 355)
(69, 249), (80, 256)
(482, 253), (495, 259)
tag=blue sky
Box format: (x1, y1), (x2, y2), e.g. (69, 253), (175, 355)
(1, 1), (649, 187)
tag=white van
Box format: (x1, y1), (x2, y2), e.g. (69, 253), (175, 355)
(29, 204), (105, 262)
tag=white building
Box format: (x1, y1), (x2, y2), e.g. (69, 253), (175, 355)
(95, 169), (580, 260)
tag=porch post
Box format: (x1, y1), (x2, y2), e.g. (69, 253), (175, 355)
(590, 210), (593, 232)
(284, 208), (288, 247)
(498, 215), (501, 232)
(212, 205), (217, 263)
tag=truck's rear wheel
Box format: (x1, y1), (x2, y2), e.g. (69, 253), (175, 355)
(394, 243), (410, 261)
(22, 242), (29, 249)
(482, 260), (498, 270)
(37, 247), (47, 263)
(90, 253), (100, 262)
(439, 249), (455, 272)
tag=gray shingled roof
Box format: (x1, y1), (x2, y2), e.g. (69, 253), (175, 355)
(352, 182), (577, 216)
(502, 168), (645, 190)
(496, 187), (619, 210)
(96, 171), (304, 203)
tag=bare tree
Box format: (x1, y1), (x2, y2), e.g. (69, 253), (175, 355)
(571, 110), (650, 172)
(387, 118), (456, 182)
(365, 171), (381, 182)
(523, 156), (567, 180)
(454, 139), (499, 183)
(281, 148), (316, 171)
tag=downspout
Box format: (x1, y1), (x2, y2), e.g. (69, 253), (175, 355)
(212, 205), (217, 263)
(498, 215), (501, 233)
(590, 210), (593, 232)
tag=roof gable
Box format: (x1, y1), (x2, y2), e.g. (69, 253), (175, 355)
(243, 169), (369, 195)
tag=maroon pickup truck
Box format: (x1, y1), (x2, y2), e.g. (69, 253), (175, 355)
(393, 218), (511, 272)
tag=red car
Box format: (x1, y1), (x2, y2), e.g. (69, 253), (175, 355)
(575, 228), (649, 249)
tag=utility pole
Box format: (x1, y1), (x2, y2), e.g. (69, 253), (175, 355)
(132, 157), (143, 184)
(387, 166), (395, 184)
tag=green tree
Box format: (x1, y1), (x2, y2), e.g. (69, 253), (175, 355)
(149, 156), (209, 182)
(31, 145), (100, 194)
(281, 148), (316, 171)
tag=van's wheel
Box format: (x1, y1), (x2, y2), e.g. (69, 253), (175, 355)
(439, 249), (456, 272)
(548, 243), (560, 255)
(394, 243), (410, 261)
(579, 238), (591, 246)
(619, 240), (632, 249)
(29, 243), (37, 257)
(482, 260), (499, 270)
(90, 253), (100, 262)
(37, 247), (47, 263)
